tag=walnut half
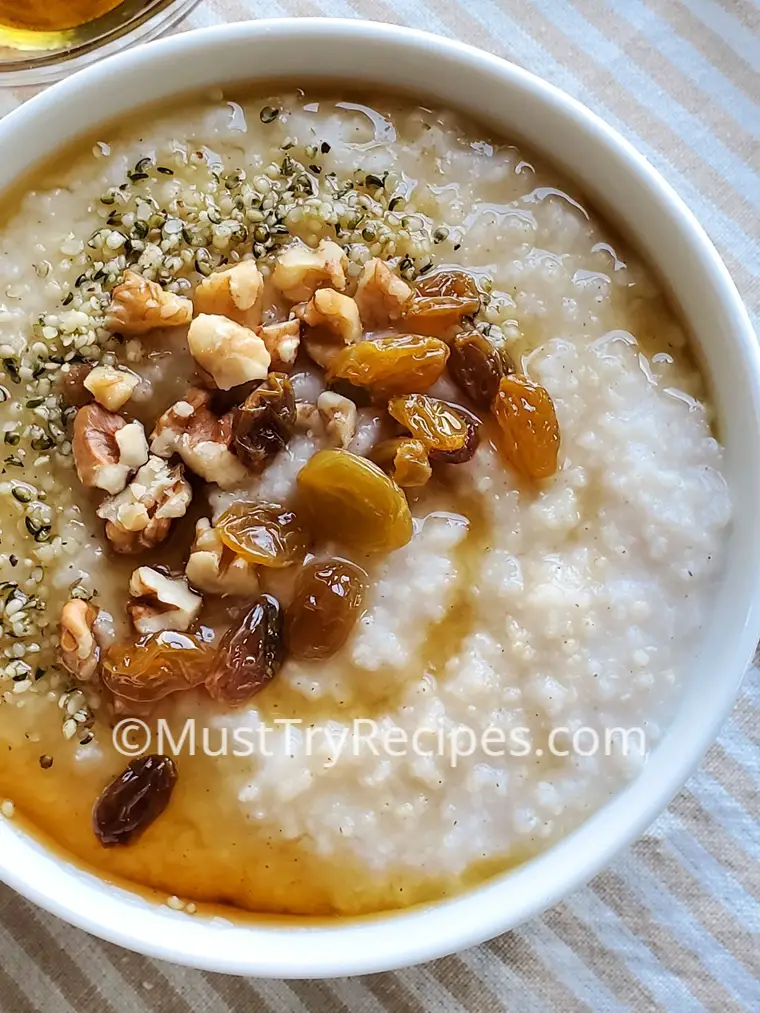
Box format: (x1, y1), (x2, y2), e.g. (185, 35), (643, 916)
(128, 568), (202, 635)
(96, 456), (192, 554)
(185, 518), (259, 597)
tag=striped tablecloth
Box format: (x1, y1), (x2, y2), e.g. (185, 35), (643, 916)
(1, 2), (759, 1010)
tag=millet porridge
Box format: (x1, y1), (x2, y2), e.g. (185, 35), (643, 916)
(0, 90), (730, 916)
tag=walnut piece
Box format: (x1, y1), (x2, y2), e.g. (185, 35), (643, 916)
(354, 258), (413, 328)
(97, 456), (191, 554)
(59, 599), (100, 681)
(185, 518), (259, 597)
(295, 401), (322, 433)
(105, 270), (193, 335)
(150, 388), (249, 489)
(187, 313), (270, 390)
(272, 239), (348, 302)
(317, 391), (358, 449)
(295, 289), (362, 368)
(127, 567), (202, 635)
(297, 289), (362, 344)
(83, 365), (140, 411)
(73, 403), (149, 495)
(257, 318), (300, 369)
(193, 261), (264, 328)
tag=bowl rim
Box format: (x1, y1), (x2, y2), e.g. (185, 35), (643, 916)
(0, 17), (758, 979)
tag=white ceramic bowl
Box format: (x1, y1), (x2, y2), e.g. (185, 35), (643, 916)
(0, 18), (758, 979)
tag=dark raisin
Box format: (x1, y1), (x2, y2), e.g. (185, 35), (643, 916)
(93, 755), (177, 847)
(448, 329), (515, 408)
(232, 373), (296, 472)
(205, 595), (284, 706)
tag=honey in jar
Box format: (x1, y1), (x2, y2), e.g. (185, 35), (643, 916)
(0, 0), (124, 32)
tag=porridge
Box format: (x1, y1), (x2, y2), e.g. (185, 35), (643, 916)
(0, 90), (730, 916)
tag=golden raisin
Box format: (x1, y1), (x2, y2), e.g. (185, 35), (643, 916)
(404, 269), (481, 336)
(327, 335), (449, 399)
(448, 329), (514, 408)
(370, 437), (432, 488)
(102, 631), (213, 704)
(388, 394), (479, 464)
(216, 502), (308, 568)
(297, 449), (412, 554)
(287, 559), (367, 660)
(491, 374), (560, 480)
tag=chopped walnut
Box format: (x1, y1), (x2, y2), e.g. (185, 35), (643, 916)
(84, 365), (140, 411)
(59, 599), (101, 681)
(97, 456), (191, 554)
(127, 567), (202, 636)
(354, 259), (413, 328)
(193, 260), (264, 328)
(272, 239), (348, 302)
(125, 339), (146, 364)
(317, 391), (357, 449)
(105, 270), (193, 335)
(73, 404), (149, 495)
(295, 401), (322, 433)
(297, 289), (362, 344)
(150, 388), (249, 489)
(115, 422), (151, 469)
(370, 437), (432, 488)
(295, 289), (362, 368)
(185, 518), (259, 597)
(187, 313), (270, 390)
(149, 387), (206, 455)
(257, 318), (301, 369)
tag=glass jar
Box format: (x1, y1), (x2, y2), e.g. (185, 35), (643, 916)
(0, 0), (201, 86)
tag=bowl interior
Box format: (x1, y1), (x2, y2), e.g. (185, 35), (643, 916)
(0, 19), (758, 978)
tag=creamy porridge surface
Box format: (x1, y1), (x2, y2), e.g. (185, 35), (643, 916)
(0, 90), (730, 915)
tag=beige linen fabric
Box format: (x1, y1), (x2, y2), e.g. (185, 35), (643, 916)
(1, 2), (759, 1009)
